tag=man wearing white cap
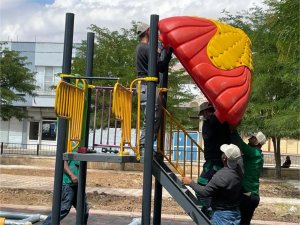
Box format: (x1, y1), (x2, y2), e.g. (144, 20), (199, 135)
(231, 130), (266, 225)
(182, 144), (242, 225)
(135, 22), (173, 154)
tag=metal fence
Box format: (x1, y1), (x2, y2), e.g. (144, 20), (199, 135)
(263, 152), (300, 168)
(0, 142), (299, 168)
(0, 142), (57, 156)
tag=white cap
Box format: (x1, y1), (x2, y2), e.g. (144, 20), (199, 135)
(220, 144), (241, 169)
(136, 22), (149, 37)
(221, 144), (241, 159)
(252, 131), (267, 145)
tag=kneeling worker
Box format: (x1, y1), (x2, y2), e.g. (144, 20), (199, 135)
(182, 143), (242, 225)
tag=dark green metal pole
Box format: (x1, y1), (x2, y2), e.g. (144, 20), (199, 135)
(153, 49), (170, 225)
(51, 12), (74, 225)
(76, 32), (94, 225)
(141, 14), (159, 225)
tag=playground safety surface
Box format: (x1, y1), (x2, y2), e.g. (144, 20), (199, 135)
(0, 165), (299, 224)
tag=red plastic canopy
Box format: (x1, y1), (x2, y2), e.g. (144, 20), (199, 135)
(159, 16), (252, 125)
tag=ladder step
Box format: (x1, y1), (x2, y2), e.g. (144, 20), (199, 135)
(180, 187), (189, 193)
(167, 172), (177, 180)
(186, 191), (193, 197)
(175, 179), (184, 186)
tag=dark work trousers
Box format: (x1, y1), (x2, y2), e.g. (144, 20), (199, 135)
(239, 193), (260, 225)
(42, 185), (89, 225)
(140, 84), (162, 147)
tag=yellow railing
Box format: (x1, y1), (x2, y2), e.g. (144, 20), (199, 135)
(112, 82), (133, 156)
(111, 77), (204, 176)
(157, 107), (204, 178)
(112, 77), (158, 160)
(54, 79), (87, 152)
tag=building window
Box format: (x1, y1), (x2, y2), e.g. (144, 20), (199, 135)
(44, 66), (54, 91)
(29, 120), (57, 141)
(42, 121), (57, 141)
(29, 122), (39, 140)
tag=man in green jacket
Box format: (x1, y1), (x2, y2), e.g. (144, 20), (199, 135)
(42, 146), (89, 225)
(232, 130), (266, 225)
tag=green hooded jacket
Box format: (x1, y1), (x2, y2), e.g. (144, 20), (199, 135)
(232, 132), (264, 196)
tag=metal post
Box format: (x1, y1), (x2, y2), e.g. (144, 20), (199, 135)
(76, 32), (94, 225)
(92, 89), (98, 149)
(51, 13), (74, 225)
(36, 144), (40, 156)
(153, 47), (170, 225)
(142, 14), (159, 225)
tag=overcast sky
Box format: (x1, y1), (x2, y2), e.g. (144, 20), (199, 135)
(0, 0), (265, 43)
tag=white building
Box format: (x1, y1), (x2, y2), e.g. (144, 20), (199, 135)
(0, 41), (78, 146)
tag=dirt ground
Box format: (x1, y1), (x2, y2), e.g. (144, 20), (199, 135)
(0, 168), (299, 223)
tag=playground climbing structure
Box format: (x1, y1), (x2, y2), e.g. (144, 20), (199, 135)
(50, 13), (252, 225)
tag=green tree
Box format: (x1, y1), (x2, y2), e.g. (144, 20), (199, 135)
(72, 23), (195, 129)
(166, 64), (198, 128)
(220, 0), (300, 178)
(0, 47), (37, 121)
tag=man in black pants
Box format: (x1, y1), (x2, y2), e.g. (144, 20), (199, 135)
(231, 130), (266, 225)
(197, 102), (231, 217)
(135, 22), (172, 155)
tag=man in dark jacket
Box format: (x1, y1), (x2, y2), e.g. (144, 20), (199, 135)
(197, 101), (231, 216)
(182, 143), (242, 225)
(282, 156), (291, 168)
(231, 130), (266, 225)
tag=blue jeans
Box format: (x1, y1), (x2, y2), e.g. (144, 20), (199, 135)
(211, 209), (241, 225)
(42, 185), (89, 225)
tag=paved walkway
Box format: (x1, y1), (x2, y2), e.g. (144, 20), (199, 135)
(1, 174), (300, 205)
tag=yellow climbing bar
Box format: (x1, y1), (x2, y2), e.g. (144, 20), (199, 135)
(0, 217), (4, 225)
(111, 77), (161, 160)
(110, 77), (158, 160)
(54, 79), (87, 152)
(112, 82), (133, 156)
(129, 76), (158, 90)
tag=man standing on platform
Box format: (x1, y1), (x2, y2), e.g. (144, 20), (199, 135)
(135, 22), (172, 155)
